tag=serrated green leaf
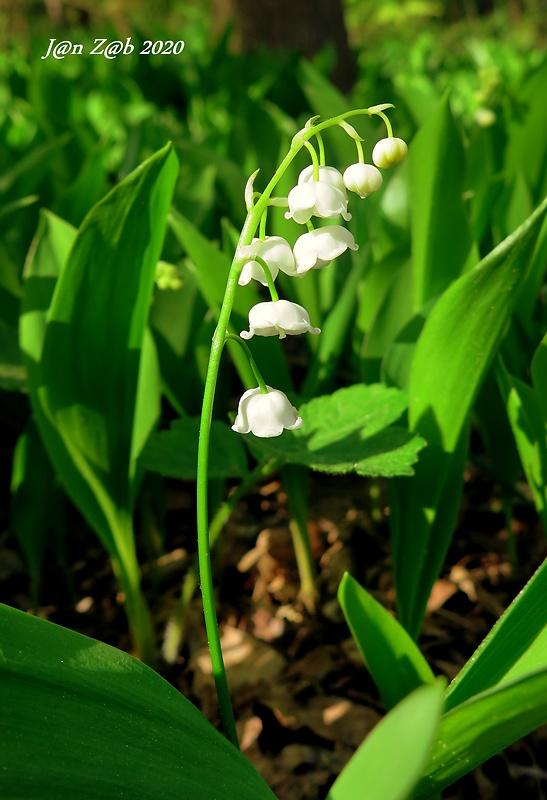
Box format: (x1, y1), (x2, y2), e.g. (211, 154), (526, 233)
(339, 574), (435, 711)
(327, 680), (445, 800)
(0, 604), (276, 800)
(139, 417), (248, 480)
(248, 384), (425, 477)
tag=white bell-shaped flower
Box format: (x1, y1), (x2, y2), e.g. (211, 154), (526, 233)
(232, 386), (303, 438)
(238, 236), (297, 286)
(285, 166), (351, 225)
(298, 165), (347, 195)
(343, 163), (383, 198)
(372, 137), (408, 169)
(293, 225), (358, 275)
(240, 299), (321, 340)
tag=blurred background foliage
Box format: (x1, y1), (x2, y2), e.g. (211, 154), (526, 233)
(0, 0), (546, 615)
(1, 0), (545, 402)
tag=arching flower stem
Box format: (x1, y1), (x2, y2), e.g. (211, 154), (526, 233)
(248, 255), (279, 301)
(225, 333), (269, 393)
(196, 103), (398, 748)
(304, 140), (320, 181)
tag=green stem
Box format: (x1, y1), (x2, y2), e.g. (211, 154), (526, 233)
(195, 103), (393, 744)
(259, 208), (268, 240)
(225, 333), (268, 393)
(375, 110), (394, 138)
(195, 135), (306, 747)
(163, 459), (281, 663)
(304, 140), (320, 180)
(111, 516), (156, 666)
(250, 254), (279, 302)
(282, 464), (317, 613)
(315, 131), (325, 165)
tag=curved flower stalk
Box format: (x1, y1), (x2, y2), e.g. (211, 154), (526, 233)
(240, 299), (321, 340)
(299, 164), (347, 194)
(293, 225), (358, 275)
(196, 102), (407, 749)
(238, 236), (297, 286)
(232, 386), (303, 437)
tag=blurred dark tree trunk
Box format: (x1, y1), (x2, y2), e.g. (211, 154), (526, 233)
(211, 0), (356, 93)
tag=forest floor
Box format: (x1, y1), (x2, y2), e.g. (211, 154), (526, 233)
(2, 460), (547, 799)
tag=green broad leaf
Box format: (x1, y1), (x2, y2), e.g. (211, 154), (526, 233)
(0, 242), (23, 328)
(444, 556), (547, 712)
(10, 422), (56, 604)
(380, 297), (434, 390)
(505, 60), (547, 199)
(0, 604), (276, 800)
(413, 669), (547, 798)
(473, 367), (522, 489)
(0, 325), (26, 390)
(130, 326), (162, 500)
(531, 331), (547, 423)
(249, 384), (426, 478)
(302, 245), (368, 396)
(150, 263), (206, 415)
(496, 357), (547, 531)
(0, 132), (71, 194)
(409, 94), (475, 309)
(38, 143), (178, 526)
(391, 195), (547, 639)
(326, 680), (445, 800)
(394, 73), (440, 128)
(338, 574), (435, 711)
(138, 417), (248, 480)
(177, 139), (247, 223)
(20, 211), (113, 547)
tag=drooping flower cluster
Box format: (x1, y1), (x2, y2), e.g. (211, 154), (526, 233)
(232, 131), (408, 438)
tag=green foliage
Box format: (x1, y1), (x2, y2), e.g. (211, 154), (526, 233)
(391, 196), (547, 639)
(326, 681), (445, 800)
(0, 603), (276, 800)
(248, 384), (425, 477)
(1, 8), (547, 798)
(338, 574), (435, 711)
(139, 417), (248, 479)
(19, 146), (179, 663)
(414, 669), (547, 798)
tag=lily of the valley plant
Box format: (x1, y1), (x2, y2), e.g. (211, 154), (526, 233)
(197, 109), (408, 746)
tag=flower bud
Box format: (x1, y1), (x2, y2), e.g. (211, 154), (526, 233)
(232, 386), (303, 438)
(372, 137), (408, 169)
(240, 300), (320, 340)
(343, 163), (383, 198)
